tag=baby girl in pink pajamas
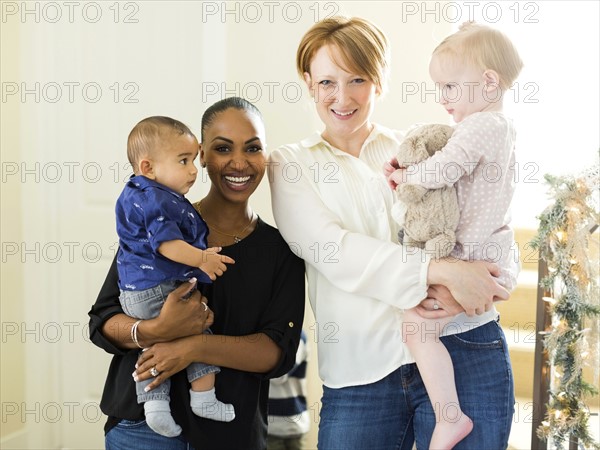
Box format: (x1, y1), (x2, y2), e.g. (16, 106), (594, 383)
(384, 22), (523, 449)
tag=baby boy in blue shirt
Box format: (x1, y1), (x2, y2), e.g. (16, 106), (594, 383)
(116, 116), (235, 437)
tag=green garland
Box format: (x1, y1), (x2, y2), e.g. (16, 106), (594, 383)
(530, 164), (600, 450)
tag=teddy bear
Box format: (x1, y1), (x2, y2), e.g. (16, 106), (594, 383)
(391, 123), (460, 259)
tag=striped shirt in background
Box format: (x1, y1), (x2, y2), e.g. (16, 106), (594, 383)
(267, 330), (310, 438)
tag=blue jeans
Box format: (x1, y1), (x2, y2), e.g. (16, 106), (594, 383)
(120, 281), (219, 402)
(105, 419), (196, 450)
(318, 320), (514, 450)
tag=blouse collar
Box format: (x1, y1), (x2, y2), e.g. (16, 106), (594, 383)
(300, 124), (401, 157)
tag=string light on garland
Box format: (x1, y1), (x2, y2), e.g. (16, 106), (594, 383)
(531, 162), (600, 450)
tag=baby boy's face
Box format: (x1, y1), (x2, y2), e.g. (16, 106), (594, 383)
(151, 133), (200, 195)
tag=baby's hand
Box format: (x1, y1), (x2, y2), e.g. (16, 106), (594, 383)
(383, 157), (399, 178)
(199, 247), (235, 280)
(383, 157), (405, 190)
(388, 168), (407, 191)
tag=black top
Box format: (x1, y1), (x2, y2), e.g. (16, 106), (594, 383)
(88, 218), (306, 450)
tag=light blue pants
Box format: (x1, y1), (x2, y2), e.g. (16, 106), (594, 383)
(120, 280), (219, 403)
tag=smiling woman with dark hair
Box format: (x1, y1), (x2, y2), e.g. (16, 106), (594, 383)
(89, 97), (305, 450)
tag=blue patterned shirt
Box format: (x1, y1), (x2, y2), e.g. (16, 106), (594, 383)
(115, 175), (211, 291)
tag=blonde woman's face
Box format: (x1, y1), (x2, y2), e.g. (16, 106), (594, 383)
(304, 45), (378, 147)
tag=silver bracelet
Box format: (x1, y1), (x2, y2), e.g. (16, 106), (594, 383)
(131, 320), (144, 349)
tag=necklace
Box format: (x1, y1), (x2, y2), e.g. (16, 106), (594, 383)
(196, 201), (255, 244)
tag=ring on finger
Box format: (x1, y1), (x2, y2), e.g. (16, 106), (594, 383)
(150, 366), (159, 377)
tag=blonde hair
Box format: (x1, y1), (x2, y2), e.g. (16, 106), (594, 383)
(127, 116), (196, 173)
(296, 16), (390, 94)
(433, 22), (523, 90)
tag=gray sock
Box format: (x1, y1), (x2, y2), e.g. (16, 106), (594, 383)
(144, 400), (182, 437)
(190, 388), (235, 422)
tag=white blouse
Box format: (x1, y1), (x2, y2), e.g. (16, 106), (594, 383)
(269, 124), (500, 388)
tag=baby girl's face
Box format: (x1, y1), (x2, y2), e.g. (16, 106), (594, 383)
(429, 55), (499, 123)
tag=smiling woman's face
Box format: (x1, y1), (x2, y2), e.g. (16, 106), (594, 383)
(304, 44), (379, 146)
(200, 107), (266, 205)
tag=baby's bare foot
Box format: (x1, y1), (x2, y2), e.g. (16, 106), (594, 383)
(429, 413), (473, 450)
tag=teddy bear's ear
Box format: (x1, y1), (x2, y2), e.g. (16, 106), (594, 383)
(412, 136), (430, 160)
(398, 134), (429, 165)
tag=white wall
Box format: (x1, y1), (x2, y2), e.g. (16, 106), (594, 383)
(1, 7), (25, 444)
(464, 0), (600, 228)
(1, 1), (598, 449)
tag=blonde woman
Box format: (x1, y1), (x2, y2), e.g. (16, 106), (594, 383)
(269, 17), (516, 450)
